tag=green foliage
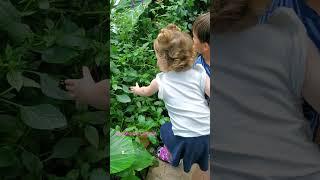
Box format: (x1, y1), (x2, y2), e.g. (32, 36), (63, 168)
(110, 129), (155, 177)
(0, 0), (108, 179)
(110, 0), (208, 179)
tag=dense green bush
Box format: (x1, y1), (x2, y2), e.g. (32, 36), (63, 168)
(0, 0), (108, 179)
(110, 0), (208, 179)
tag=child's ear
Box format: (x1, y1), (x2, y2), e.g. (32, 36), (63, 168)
(204, 42), (210, 52)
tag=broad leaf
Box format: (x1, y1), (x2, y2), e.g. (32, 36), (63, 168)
(40, 73), (72, 100)
(0, 1), (31, 42)
(116, 94), (131, 103)
(110, 129), (135, 174)
(130, 142), (154, 171)
(84, 125), (99, 148)
(6, 71), (23, 91)
(21, 150), (43, 174)
(23, 77), (40, 88)
(80, 146), (105, 163)
(122, 85), (131, 93)
(56, 35), (90, 50)
(5, 22), (32, 42)
(0, 0), (20, 24)
(50, 137), (82, 159)
(20, 104), (67, 130)
(72, 111), (107, 125)
(41, 46), (78, 64)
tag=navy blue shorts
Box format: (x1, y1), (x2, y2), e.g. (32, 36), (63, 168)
(160, 122), (209, 173)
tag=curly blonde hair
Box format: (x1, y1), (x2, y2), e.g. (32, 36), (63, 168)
(153, 24), (195, 72)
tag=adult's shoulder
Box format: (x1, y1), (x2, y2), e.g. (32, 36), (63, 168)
(267, 7), (307, 35)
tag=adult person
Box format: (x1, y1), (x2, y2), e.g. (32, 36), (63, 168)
(259, 0), (320, 143)
(211, 0), (320, 179)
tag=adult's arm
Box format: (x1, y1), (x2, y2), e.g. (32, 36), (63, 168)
(302, 38), (320, 113)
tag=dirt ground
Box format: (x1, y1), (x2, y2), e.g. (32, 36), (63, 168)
(146, 159), (210, 180)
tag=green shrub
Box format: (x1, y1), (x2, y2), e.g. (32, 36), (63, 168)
(0, 0), (108, 179)
(110, 0), (208, 179)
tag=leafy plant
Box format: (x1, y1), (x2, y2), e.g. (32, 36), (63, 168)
(0, 0), (109, 179)
(110, 0), (208, 179)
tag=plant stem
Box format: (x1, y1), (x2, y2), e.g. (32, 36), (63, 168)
(17, 127), (31, 148)
(24, 70), (41, 75)
(23, 0), (34, 12)
(43, 156), (52, 162)
(39, 151), (51, 158)
(0, 87), (14, 96)
(0, 98), (24, 108)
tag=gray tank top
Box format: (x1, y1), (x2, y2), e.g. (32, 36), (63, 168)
(212, 8), (320, 179)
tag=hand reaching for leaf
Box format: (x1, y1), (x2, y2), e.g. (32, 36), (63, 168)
(64, 66), (109, 110)
(130, 79), (159, 97)
(130, 82), (142, 95)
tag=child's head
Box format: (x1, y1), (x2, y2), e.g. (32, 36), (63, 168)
(153, 24), (194, 72)
(192, 12), (210, 54)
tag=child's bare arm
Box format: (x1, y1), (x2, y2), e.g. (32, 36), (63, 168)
(205, 75), (210, 97)
(130, 79), (159, 97)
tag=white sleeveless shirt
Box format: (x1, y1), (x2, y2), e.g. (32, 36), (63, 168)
(156, 64), (210, 137)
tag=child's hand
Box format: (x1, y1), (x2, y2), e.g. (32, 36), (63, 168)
(64, 66), (95, 104)
(130, 82), (142, 95)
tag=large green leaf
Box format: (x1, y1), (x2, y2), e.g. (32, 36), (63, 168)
(0, 0), (20, 25)
(23, 77), (40, 88)
(131, 142), (154, 171)
(0, 1), (32, 42)
(110, 129), (136, 174)
(6, 71), (23, 91)
(20, 104), (67, 130)
(72, 111), (107, 125)
(50, 137), (82, 159)
(116, 94), (131, 103)
(56, 34), (90, 50)
(40, 73), (72, 100)
(80, 146), (106, 163)
(84, 125), (99, 148)
(5, 22), (32, 42)
(41, 46), (78, 64)
(21, 150), (43, 175)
